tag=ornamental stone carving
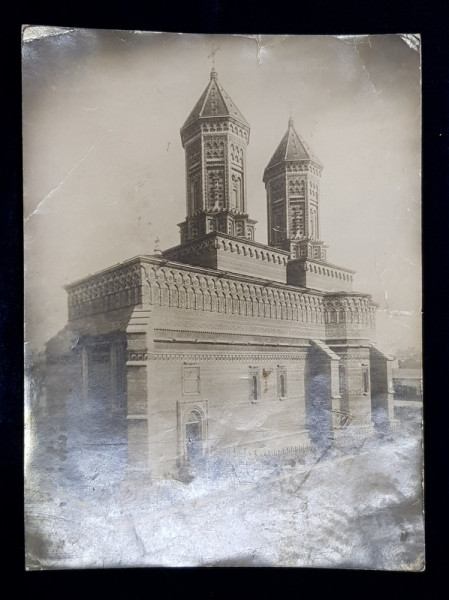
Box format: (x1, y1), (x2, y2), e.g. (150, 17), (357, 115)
(67, 262), (142, 319)
(136, 262), (373, 328)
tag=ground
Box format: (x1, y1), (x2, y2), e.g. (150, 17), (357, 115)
(25, 380), (424, 570)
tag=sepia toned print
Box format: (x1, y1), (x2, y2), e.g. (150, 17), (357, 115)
(23, 30), (423, 569)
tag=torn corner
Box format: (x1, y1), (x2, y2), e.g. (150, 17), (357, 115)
(22, 26), (75, 43)
(398, 34), (421, 53)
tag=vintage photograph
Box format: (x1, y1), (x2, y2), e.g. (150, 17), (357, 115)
(23, 30), (423, 569)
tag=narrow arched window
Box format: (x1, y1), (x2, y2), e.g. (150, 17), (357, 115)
(362, 367), (369, 394)
(252, 375), (258, 400)
(249, 367), (260, 402)
(277, 367), (287, 399)
(279, 374), (285, 398)
(339, 363), (346, 397)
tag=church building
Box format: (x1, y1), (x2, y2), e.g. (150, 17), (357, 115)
(62, 69), (395, 476)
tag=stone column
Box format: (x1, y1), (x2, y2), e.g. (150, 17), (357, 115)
(110, 343), (117, 410)
(125, 306), (152, 471)
(340, 348), (374, 430)
(307, 340), (342, 445)
(329, 357), (342, 432)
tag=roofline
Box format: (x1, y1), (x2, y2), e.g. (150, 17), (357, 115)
(64, 255), (145, 289)
(263, 157), (324, 178)
(64, 253), (374, 302)
(180, 113), (251, 134)
(288, 257), (357, 274)
(163, 231), (291, 256)
(180, 77), (250, 131)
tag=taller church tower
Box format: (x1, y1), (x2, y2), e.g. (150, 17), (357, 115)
(263, 118), (326, 261)
(178, 69), (257, 244)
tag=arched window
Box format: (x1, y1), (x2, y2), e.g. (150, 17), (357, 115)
(362, 367), (370, 394)
(252, 375), (258, 400)
(249, 368), (260, 402)
(277, 366), (287, 399)
(339, 363), (346, 397)
(279, 374), (286, 398)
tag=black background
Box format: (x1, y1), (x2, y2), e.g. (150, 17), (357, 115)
(3, 1), (448, 597)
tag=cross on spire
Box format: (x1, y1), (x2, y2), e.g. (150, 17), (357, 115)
(208, 45), (219, 78)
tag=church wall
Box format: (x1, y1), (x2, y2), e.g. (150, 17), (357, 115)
(150, 305), (326, 340)
(214, 246), (287, 282)
(369, 346), (396, 427)
(143, 346), (310, 476)
(287, 260), (354, 292)
(334, 347), (373, 429)
(56, 69), (400, 482)
(65, 258), (379, 475)
(126, 365), (147, 416)
(163, 234), (289, 283)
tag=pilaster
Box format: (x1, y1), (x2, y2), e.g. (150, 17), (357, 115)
(125, 305), (153, 469)
(369, 345), (397, 429)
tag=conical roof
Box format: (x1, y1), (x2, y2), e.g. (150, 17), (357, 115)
(265, 117), (322, 172)
(181, 69), (250, 130)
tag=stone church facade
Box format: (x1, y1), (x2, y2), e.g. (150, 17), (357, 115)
(63, 69), (395, 477)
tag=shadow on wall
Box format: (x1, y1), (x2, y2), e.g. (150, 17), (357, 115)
(305, 353), (333, 447)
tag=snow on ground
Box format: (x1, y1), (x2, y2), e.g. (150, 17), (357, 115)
(25, 396), (424, 571)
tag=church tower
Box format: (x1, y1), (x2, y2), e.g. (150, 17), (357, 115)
(178, 69), (257, 244)
(263, 118), (326, 262)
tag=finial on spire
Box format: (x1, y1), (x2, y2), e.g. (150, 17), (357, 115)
(153, 236), (162, 256)
(288, 116), (295, 127)
(208, 45), (219, 79)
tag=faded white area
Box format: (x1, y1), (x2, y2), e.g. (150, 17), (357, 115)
(23, 31), (423, 571)
(22, 31), (421, 357)
(25, 402), (424, 569)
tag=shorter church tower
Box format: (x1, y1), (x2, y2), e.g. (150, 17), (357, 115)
(263, 117), (326, 261)
(264, 119), (355, 292)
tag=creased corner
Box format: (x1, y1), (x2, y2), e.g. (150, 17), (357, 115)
(398, 34), (421, 53)
(233, 34), (289, 64)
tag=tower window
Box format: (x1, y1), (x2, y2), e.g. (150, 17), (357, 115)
(232, 173), (243, 211)
(191, 179), (201, 213)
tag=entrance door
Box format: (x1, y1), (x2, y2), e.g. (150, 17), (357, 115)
(185, 410), (203, 462)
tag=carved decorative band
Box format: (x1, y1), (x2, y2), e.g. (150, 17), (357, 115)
(67, 262), (142, 319)
(152, 353), (307, 362)
(66, 258), (376, 330)
(127, 352), (149, 361)
(142, 264), (375, 328)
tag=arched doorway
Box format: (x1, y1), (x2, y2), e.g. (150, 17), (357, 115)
(185, 409), (203, 462)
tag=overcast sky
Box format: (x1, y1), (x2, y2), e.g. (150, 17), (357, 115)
(23, 30), (421, 355)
